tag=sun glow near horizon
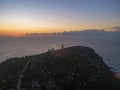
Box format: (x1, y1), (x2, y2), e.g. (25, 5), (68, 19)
(0, 12), (119, 36)
(0, 14), (115, 36)
(0, 15), (91, 36)
(0, 0), (120, 37)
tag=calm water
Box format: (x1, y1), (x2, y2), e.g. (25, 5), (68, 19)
(0, 35), (120, 72)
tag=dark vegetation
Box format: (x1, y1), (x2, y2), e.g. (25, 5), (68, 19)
(0, 46), (120, 90)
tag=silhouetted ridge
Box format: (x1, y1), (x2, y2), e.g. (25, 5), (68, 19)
(0, 46), (120, 90)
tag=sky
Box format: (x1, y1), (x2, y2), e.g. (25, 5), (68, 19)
(0, 0), (120, 36)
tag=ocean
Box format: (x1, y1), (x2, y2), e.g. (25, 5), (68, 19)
(0, 35), (120, 72)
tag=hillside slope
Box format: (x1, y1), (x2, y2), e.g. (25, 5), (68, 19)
(0, 46), (120, 90)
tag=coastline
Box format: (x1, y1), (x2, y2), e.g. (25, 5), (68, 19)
(115, 72), (120, 80)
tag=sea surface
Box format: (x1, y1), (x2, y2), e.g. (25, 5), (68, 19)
(0, 35), (120, 72)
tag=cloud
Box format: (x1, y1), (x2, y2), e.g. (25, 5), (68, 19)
(112, 26), (120, 31)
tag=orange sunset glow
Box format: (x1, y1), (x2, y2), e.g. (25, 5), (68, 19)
(0, 1), (120, 89)
(0, 0), (120, 37)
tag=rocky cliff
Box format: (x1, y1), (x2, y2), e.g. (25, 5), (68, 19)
(0, 46), (120, 90)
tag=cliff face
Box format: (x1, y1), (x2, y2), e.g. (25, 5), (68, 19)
(0, 46), (120, 90)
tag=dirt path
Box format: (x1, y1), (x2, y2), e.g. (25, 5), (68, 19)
(16, 60), (32, 90)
